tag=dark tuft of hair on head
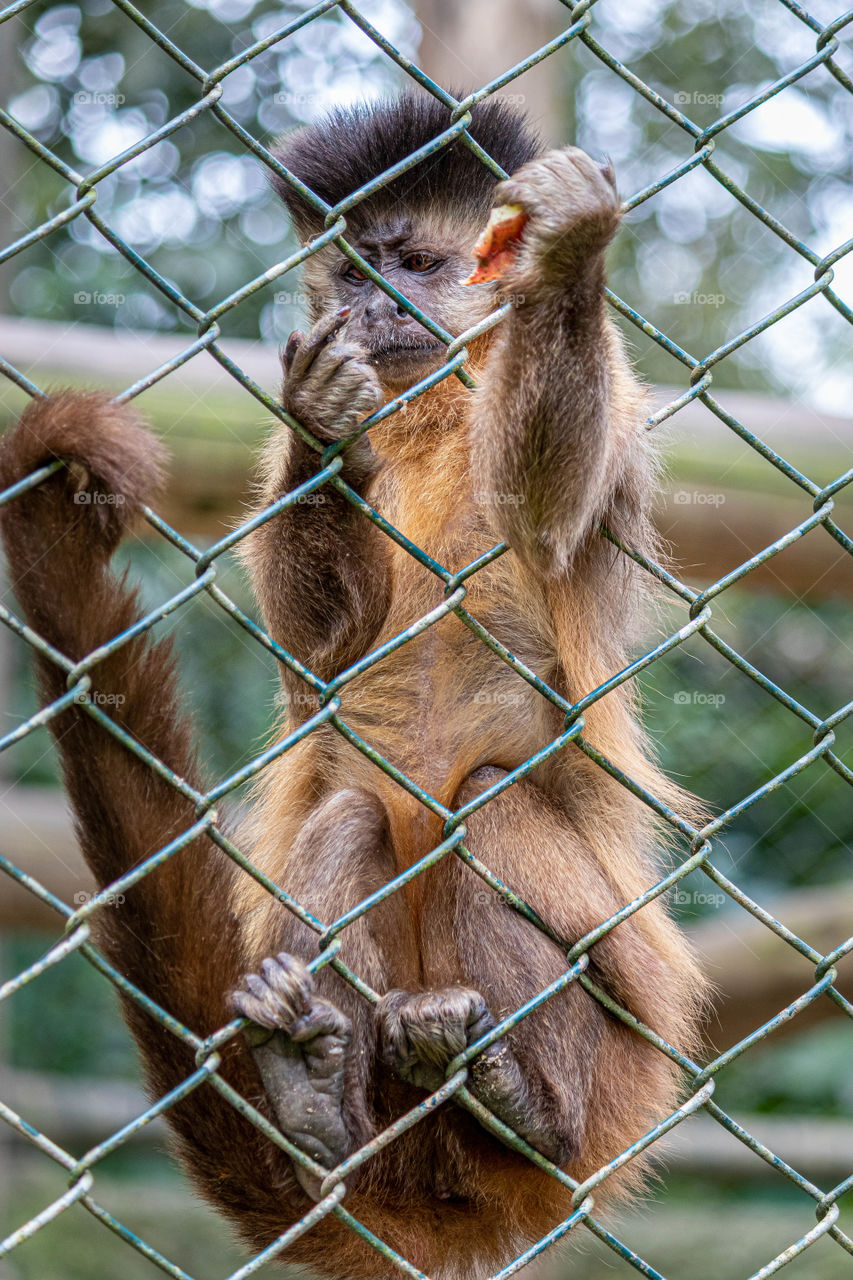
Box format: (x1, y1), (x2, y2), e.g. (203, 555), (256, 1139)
(269, 91), (542, 238)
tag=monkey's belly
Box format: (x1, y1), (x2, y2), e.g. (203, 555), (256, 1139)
(336, 628), (556, 804)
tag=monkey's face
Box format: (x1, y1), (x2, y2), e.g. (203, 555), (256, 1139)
(305, 214), (496, 394)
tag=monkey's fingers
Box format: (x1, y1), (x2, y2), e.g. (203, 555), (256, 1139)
(283, 329), (305, 370)
(303, 342), (372, 392)
(287, 307), (352, 380)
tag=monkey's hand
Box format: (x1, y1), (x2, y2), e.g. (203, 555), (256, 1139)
(0, 391), (165, 566)
(492, 147), (620, 293)
(233, 953), (352, 1199)
(282, 308), (383, 471)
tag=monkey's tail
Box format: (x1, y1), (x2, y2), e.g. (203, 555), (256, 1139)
(0, 392), (233, 999)
(0, 392), (297, 1229)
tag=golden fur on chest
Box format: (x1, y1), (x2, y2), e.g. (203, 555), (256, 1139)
(238, 376), (661, 940)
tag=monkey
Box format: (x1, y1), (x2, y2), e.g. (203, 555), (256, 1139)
(0, 94), (708, 1278)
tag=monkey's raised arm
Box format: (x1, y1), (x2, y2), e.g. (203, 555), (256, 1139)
(469, 149), (650, 575)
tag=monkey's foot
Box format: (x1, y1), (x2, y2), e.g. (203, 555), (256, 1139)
(376, 987), (501, 1092)
(233, 953), (351, 1197)
(377, 987), (573, 1164)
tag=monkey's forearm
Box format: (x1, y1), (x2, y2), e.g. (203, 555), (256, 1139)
(471, 277), (624, 572)
(247, 431), (390, 680)
(245, 307), (391, 679)
(467, 146), (646, 573)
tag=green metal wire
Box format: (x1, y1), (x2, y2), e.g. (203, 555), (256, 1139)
(1, 0), (852, 1276)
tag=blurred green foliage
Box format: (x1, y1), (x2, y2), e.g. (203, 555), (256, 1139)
(6, 935), (137, 1078)
(5, 0), (417, 341)
(568, 0), (853, 408)
(644, 593), (853, 901)
(718, 1022), (853, 1117)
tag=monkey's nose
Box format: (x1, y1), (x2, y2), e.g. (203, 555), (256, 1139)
(363, 291), (412, 327)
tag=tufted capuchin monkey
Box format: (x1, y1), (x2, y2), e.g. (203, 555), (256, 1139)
(0, 94), (707, 1278)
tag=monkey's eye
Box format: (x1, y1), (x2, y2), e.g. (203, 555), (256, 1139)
(341, 264), (368, 284)
(403, 252), (441, 273)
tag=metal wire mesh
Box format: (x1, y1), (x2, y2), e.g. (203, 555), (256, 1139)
(1, 0), (852, 1276)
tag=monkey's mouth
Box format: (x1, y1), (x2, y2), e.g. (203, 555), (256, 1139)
(368, 340), (447, 365)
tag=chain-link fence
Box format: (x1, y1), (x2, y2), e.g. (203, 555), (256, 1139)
(1, 0), (852, 1276)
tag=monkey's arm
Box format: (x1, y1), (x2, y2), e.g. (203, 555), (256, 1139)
(470, 149), (650, 574)
(245, 311), (391, 684)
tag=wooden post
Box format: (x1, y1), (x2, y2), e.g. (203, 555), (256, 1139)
(415, 0), (567, 143)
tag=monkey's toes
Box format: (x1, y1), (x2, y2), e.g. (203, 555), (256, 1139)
(233, 953), (351, 1048)
(232, 952), (314, 1032)
(378, 987), (496, 1076)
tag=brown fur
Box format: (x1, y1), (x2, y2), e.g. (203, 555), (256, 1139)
(0, 127), (708, 1280)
